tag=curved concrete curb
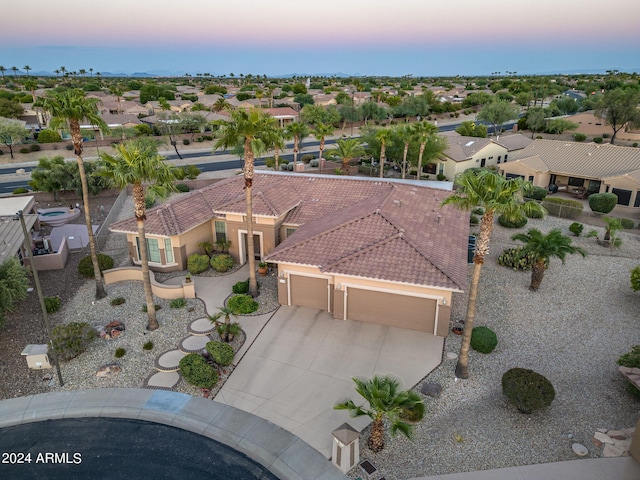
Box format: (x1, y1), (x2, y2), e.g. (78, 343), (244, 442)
(0, 388), (347, 480)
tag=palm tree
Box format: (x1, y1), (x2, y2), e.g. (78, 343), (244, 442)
(396, 124), (414, 179)
(0, 66), (5, 79)
(334, 375), (425, 453)
(11, 67), (18, 78)
(23, 65), (31, 76)
(441, 170), (545, 379)
(209, 306), (239, 342)
(374, 128), (393, 178)
(43, 89), (109, 299)
(214, 108), (279, 297)
(98, 139), (180, 330)
(312, 122), (335, 171)
(512, 228), (586, 291)
(285, 121), (309, 169)
(109, 84), (125, 114)
(334, 137), (365, 175)
(271, 127), (288, 171)
(412, 121), (443, 180)
(213, 98), (232, 113)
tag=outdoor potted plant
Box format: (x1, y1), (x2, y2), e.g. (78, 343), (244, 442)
(185, 273), (192, 283)
(258, 262), (268, 276)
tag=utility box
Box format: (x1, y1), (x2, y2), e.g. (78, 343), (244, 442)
(331, 423), (359, 474)
(21, 344), (52, 370)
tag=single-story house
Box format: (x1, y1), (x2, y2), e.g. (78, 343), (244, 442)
(499, 139), (640, 217)
(109, 173), (469, 334)
(0, 196), (38, 265)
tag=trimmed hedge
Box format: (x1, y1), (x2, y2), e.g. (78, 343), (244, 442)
(77, 254), (114, 278)
(524, 185), (547, 201)
(569, 222), (584, 236)
(588, 193), (617, 214)
(232, 279), (249, 294)
(179, 353), (218, 388)
(502, 368), (555, 414)
(542, 198), (583, 219)
(619, 217), (635, 229)
(227, 294), (259, 314)
(470, 326), (498, 353)
(210, 254), (233, 273)
(50, 322), (97, 361)
(498, 213), (528, 229)
(175, 183), (190, 192)
(187, 254), (210, 274)
(206, 341), (235, 366)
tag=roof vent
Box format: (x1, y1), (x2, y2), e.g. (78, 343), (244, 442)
(465, 141), (475, 147)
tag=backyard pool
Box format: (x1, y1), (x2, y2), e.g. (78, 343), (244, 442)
(40, 211), (66, 217)
(37, 207), (82, 226)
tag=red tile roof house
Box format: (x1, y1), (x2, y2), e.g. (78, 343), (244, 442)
(109, 173), (469, 334)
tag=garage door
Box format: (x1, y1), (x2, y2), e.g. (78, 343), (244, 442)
(290, 275), (329, 310)
(346, 288), (436, 332)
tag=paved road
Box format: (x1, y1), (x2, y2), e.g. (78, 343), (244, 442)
(0, 417), (278, 480)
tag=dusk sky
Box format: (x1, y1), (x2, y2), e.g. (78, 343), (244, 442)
(2, 0), (639, 76)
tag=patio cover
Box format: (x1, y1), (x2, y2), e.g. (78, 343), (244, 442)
(50, 224), (98, 251)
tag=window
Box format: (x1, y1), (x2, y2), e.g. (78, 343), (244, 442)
(497, 156), (502, 164)
(136, 237), (161, 263)
(612, 188), (632, 206)
(634, 192), (640, 208)
(480, 158), (486, 167)
(438, 163), (444, 175)
(164, 238), (174, 263)
(568, 177), (584, 187)
(504, 154), (508, 163)
(528, 176), (534, 182)
(285, 227), (297, 238)
(214, 221), (226, 243)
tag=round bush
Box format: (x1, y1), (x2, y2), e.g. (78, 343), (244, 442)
(19, 147), (30, 154)
(593, 137), (603, 144)
(619, 217), (635, 229)
(77, 253), (114, 278)
(472, 207), (485, 216)
(50, 322), (97, 361)
(588, 193), (617, 214)
(45, 296), (61, 314)
(179, 353), (218, 388)
(524, 185), (547, 201)
(525, 208), (544, 219)
(175, 183), (190, 193)
(30, 144), (41, 152)
(187, 253), (210, 274)
(569, 222), (583, 236)
(206, 341), (235, 366)
(36, 129), (62, 143)
(227, 294), (259, 314)
(498, 213), (528, 229)
(210, 254), (233, 273)
(13, 187), (28, 195)
(469, 214), (480, 225)
(498, 246), (548, 271)
(114, 348), (126, 358)
(470, 326), (498, 353)
(502, 368), (555, 414)
(573, 133), (587, 142)
(232, 279), (249, 295)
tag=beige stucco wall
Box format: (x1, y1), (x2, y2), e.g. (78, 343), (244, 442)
(103, 267), (195, 299)
(25, 237), (69, 271)
(439, 143), (508, 180)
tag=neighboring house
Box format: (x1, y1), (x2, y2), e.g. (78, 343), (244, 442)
(312, 94), (337, 106)
(566, 111), (640, 143)
(196, 94), (223, 109)
(109, 173), (469, 334)
(145, 100), (193, 114)
(265, 107), (299, 127)
(499, 139), (640, 217)
(435, 133), (508, 179)
(0, 196), (38, 265)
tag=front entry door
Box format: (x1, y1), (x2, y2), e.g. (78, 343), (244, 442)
(242, 233), (261, 262)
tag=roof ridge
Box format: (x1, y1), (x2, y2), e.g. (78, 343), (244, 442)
(321, 231), (403, 272)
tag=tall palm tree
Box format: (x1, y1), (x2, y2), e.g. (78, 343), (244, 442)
(213, 97), (232, 113)
(214, 108), (279, 297)
(512, 228), (586, 291)
(334, 137), (365, 175)
(98, 139), (180, 330)
(412, 121), (443, 180)
(109, 84), (125, 114)
(396, 124), (414, 180)
(11, 67), (18, 78)
(285, 121), (309, 169)
(312, 122), (335, 170)
(374, 128), (393, 178)
(441, 170), (545, 379)
(0, 66), (6, 79)
(43, 89), (109, 299)
(271, 127), (288, 171)
(334, 375), (425, 453)
(23, 65), (31, 76)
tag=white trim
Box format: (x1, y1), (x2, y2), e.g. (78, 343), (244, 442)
(237, 229), (264, 265)
(283, 270), (332, 312)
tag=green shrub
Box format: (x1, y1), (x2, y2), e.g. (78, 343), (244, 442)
(12, 187), (28, 194)
(525, 208), (545, 219)
(528, 186), (547, 201)
(498, 213), (528, 228)
(206, 341), (235, 366)
(631, 266), (640, 292)
(227, 294), (259, 314)
(50, 322), (97, 361)
(216, 322), (241, 342)
(472, 207), (485, 216)
(114, 348), (126, 358)
(232, 279), (250, 294)
(436, 174), (447, 181)
(143, 341), (154, 351)
(19, 147), (29, 154)
(29, 144), (41, 152)
(565, 222), (583, 237)
(469, 214), (480, 225)
(301, 154), (316, 163)
(470, 326), (498, 353)
(602, 133), (610, 139)
(210, 254), (234, 273)
(619, 218), (635, 229)
(141, 304), (161, 313)
(187, 253), (210, 274)
(498, 246), (544, 271)
(179, 353), (218, 388)
(573, 133), (587, 142)
(65, 144), (73, 150)
(44, 296), (61, 314)
(502, 368), (555, 414)
(170, 298), (187, 308)
(180, 164), (201, 180)
(77, 254), (114, 278)
(542, 197), (583, 219)
(111, 297), (126, 306)
(593, 137), (603, 144)
(175, 183), (190, 193)
(618, 345), (640, 368)
(633, 142), (638, 148)
(588, 193), (617, 214)
(144, 195), (155, 209)
(36, 129), (62, 143)
(182, 139), (190, 145)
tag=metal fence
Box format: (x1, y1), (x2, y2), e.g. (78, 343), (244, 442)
(95, 188), (128, 250)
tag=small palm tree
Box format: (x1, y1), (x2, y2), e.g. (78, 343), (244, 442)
(374, 128), (393, 178)
(395, 124), (414, 179)
(312, 122), (335, 169)
(209, 306), (239, 342)
(285, 121), (309, 169)
(334, 375), (425, 453)
(512, 228), (586, 291)
(412, 121), (445, 180)
(334, 138), (365, 175)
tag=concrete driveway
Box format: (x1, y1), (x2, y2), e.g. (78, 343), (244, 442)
(215, 305), (444, 458)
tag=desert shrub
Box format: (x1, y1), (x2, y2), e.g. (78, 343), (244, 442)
(470, 326), (498, 353)
(182, 139), (190, 145)
(398, 395), (426, 422)
(602, 133), (610, 139)
(301, 154), (316, 163)
(13, 187), (28, 194)
(30, 144), (41, 152)
(232, 279), (250, 295)
(44, 296), (61, 314)
(50, 322), (96, 361)
(593, 137), (603, 144)
(469, 214), (480, 225)
(175, 183), (190, 193)
(143, 341), (154, 351)
(619, 218), (635, 229)
(502, 368), (555, 414)
(227, 294), (259, 314)
(568, 222), (584, 236)
(498, 213), (528, 228)
(573, 133), (587, 142)
(141, 304), (161, 312)
(542, 197), (583, 219)
(264, 157), (275, 169)
(170, 298), (187, 308)
(471, 207), (485, 216)
(210, 254), (233, 273)
(178, 353), (218, 388)
(206, 341), (235, 366)
(525, 208), (545, 219)
(187, 253), (210, 274)
(527, 186), (547, 201)
(65, 144), (73, 150)
(114, 348), (126, 358)
(633, 143), (638, 148)
(436, 174), (447, 181)
(618, 345), (640, 368)
(77, 253), (114, 278)
(498, 246), (545, 271)
(588, 193), (617, 214)
(111, 296), (126, 306)
(19, 147), (29, 154)
(36, 129), (62, 143)
(180, 164), (201, 180)
(631, 266), (640, 292)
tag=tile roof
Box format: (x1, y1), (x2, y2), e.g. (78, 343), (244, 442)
(444, 136), (495, 162)
(511, 139), (640, 179)
(493, 134), (533, 151)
